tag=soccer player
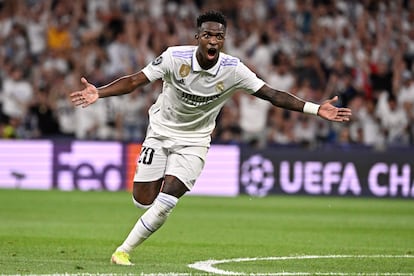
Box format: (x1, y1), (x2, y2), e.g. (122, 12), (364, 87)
(70, 11), (352, 265)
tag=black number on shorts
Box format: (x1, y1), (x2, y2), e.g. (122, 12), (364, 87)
(138, 147), (155, 165)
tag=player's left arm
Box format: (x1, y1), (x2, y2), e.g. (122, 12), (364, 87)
(253, 84), (352, 122)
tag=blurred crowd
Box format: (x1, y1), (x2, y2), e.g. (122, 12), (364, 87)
(1, 0), (414, 150)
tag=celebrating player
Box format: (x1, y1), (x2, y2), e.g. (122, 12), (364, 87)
(70, 10), (352, 265)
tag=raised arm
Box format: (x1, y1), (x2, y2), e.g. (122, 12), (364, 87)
(70, 71), (150, 108)
(253, 84), (352, 122)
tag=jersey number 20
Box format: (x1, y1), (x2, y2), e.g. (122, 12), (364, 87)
(138, 147), (155, 165)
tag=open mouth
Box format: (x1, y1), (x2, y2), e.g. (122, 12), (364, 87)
(207, 48), (217, 59)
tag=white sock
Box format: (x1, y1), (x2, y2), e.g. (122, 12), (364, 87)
(116, 192), (178, 253)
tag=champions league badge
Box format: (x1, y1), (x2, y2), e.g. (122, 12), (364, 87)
(152, 56), (163, 65)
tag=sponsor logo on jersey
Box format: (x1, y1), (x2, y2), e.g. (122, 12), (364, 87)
(181, 91), (220, 106)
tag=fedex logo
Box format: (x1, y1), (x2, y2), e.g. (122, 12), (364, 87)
(52, 141), (125, 191)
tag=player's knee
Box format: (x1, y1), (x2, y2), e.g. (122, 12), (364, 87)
(161, 175), (189, 198)
(132, 195), (154, 209)
(132, 180), (162, 209)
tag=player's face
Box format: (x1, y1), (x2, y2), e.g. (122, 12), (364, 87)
(196, 22), (226, 69)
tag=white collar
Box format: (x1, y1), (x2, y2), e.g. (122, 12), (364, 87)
(191, 47), (222, 76)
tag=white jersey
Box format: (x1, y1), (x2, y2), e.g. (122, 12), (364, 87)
(142, 45), (265, 146)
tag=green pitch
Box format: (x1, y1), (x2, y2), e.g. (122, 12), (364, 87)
(0, 189), (413, 275)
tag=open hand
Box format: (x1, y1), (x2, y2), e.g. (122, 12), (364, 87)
(70, 77), (99, 108)
(318, 96), (352, 122)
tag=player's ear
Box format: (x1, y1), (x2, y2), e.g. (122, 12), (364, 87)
(195, 33), (199, 39)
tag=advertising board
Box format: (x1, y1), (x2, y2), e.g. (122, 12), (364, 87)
(0, 140), (239, 196)
(240, 147), (414, 198)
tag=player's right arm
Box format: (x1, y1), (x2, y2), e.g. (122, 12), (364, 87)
(70, 71), (150, 108)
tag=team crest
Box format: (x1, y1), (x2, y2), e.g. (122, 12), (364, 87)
(215, 81), (225, 92)
(152, 55), (163, 65)
(179, 64), (191, 77)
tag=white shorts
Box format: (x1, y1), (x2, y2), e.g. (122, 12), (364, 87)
(133, 128), (208, 190)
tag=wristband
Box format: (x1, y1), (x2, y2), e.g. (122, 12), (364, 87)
(303, 102), (320, 115)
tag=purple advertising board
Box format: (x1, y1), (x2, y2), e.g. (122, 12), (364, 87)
(0, 140), (54, 190)
(189, 145), (239, 196)
(52, 140), (126, 191)
(239, 147), (414, 198)
(2, 140), (413, 198)
(0, 140), (239, 196)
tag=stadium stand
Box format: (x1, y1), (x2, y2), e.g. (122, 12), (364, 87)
(1, 0), (413, 150)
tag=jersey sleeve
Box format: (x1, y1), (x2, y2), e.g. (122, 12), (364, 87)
(142, 48), (172, 82)
(235, 62), (266, 94)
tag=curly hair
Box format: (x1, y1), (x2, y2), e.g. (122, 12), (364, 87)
(196, 10), (227, 28)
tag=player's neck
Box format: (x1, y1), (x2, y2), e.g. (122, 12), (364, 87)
(196, 51), (218, 70)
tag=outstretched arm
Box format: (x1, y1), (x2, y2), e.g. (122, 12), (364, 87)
(70, 71), (150, 108)
(253, 84), (352, 122)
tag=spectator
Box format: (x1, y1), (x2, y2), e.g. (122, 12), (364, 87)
(52, 74), (76, 138)
(26, 88), (61, 138)
(212, 102), (241, 145)
(379, 94), (409, 145)
(348, 95), (385, 148)
(106, 30), (134, 77)
(250, 32), (273, 77)
(1, 66), (33, 124)
(1, 0), (414, 149)
(294, 51), (326, 95)
(397, 70), (414, 143)
(370, 59), (393, 100)
(293, 114), (318, 148)
(397, 70), (414, 108)
(98, 97), (124, 140)
(267, 52), (295, 93)
(73, 100), (106, 140)
(237, 93), (271, 148)
(267, 110), (294, 145)
(120, 89), (149, 141)
(46, 1), (73, 53)
(24, 2), (48, 59)
(325, 70), (359, 108)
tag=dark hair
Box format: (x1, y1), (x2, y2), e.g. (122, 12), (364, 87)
(196, 10), (227, 28)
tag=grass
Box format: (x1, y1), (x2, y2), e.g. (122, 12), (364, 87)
(0, 189), (413, 275)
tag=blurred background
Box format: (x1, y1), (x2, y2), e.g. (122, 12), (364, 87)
(1, 0), (414, 151)
(0, 3), (412, 273)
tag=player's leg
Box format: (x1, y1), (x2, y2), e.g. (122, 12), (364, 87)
(130, 140), (167, 209)
(120, 152), (204, 249)
(111, 139), (167, 265)
(111, 151), (205, 265)
(111, 177), (188, 266)
(118, 176), (188, 250)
